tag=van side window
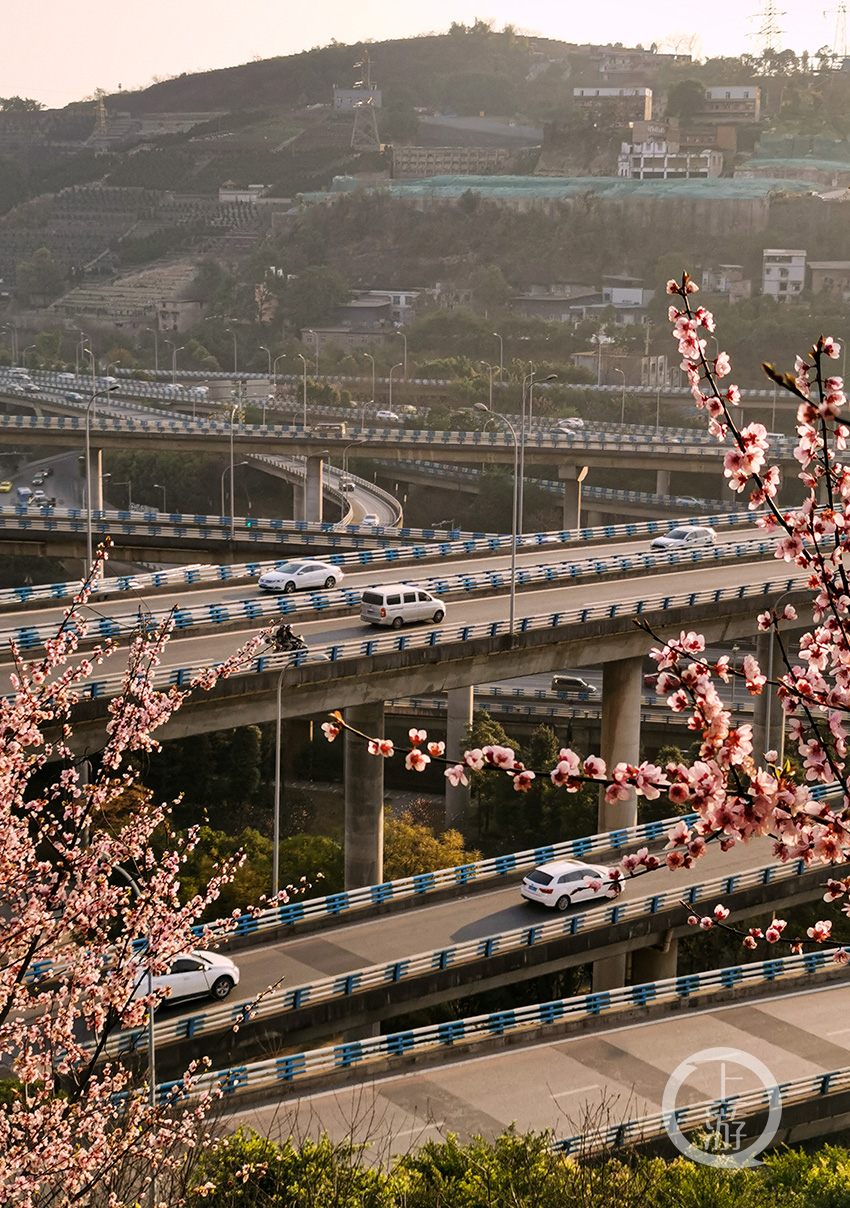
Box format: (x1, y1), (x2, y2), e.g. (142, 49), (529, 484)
(403, 592), (417, 603)
(387, 594), (401, 605)
(417, 592), (430, 602)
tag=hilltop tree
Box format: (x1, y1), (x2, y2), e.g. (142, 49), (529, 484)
(664, 78), (707, 119)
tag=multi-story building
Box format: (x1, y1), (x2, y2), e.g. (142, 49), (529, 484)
(808, 261), (850, 298)
(699, 87), (760, 124)
(618, 134), (722, 179)
(572, 87), (653, 122)
(392, 145), (511, 178)
(701, 264), (752, 303)
(762, 249), (806, 301)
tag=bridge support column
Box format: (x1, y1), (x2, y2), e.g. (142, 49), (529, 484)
(305, 455), (324, 523)
(445, 685), (474, 831)
(344, 701), (384, 889)
(631, 932), (678, 985)
(93, 448), (104, 511)
(292, 482), (305, 522)
(584, 509), (605, 529)
(593, 654), (643, 993)
(656, 468), (671, 496)
(752, 627), (783, 759)
(559, 465), (588, 531)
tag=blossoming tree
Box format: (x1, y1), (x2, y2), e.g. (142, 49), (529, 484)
(0, 546), (270, 1206)
(326, 276), (850, 958)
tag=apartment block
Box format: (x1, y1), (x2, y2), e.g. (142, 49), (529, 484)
(762, 249), (806, 301)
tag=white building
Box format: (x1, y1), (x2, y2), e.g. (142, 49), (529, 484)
(762, 249), (806, 302)
(701, 86), (760, 123)
(617, 136), (722, 179)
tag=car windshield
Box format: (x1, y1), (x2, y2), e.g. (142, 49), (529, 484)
(526, 869), (554, 885)
(272, 562), (306, 574)
(666, 529), (692, 540)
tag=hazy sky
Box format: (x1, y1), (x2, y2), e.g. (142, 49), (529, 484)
(5, 0), (839, 109)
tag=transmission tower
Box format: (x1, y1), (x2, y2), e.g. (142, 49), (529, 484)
(94, 88), (107, 134)
(825, 2), (848, 60)
(749, 0), (785, 55)
(350, 50), (380, 152)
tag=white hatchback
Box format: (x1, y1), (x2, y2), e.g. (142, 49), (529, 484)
(650, 525), (716, 552)
(133, 949), (240, 1005)
(520, 860), (621, 911)
(258, 560), (343, 593)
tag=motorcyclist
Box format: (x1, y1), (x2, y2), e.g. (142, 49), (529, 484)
(273, 621), (304, 651)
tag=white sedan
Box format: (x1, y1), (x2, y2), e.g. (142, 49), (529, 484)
(133, 949), (240, 1004)
(258, 560), (343, 593)
(520, 860), (621, 911)
(650, 525), (716, 552)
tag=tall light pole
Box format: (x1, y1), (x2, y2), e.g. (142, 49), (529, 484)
(518, 369), (556, 535)
(153, 483), (166, 512)
(614, 366), (626, 424)
(226, 328), (238, 374)
(221, 457), (249, 526)
(305, 329), (319, 374)
(22, 344), (36, 369)
(297, 353), (308, 428)
(388, 362), (402, 412)
(364, 352), (376, 407)
(396, 330), (407, 378)
(170, 345), (184, 385)
(147, 327), (159, 372)
(480, 360), (494, 410)
(84, 383), (118, 571)
(492, 331), (504, 378)
(475, 401), (518, 633)
(259, 344), (272, 377)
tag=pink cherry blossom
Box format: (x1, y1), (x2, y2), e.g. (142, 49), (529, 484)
(445, 764), (469, 787)
(409, 728), (427, 746)
(322, 721), (341, 741)
(405, 749), (431, 772)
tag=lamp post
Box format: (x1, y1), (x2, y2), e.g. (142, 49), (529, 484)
(147, 326), (159, 372)
(226, 328), (238, 374)
(396, 330), (407, 378)
(153, 483), (166, 512)
(474, 401), (518, 632)
(111, 865), (157, 1207)
(22, 344), (36, 369)
(492, 331), (504, 378)
(479, 361), (494, 410)
(364, 352), (376, 410)
(297, 353), (308, 428)
(170, 345), (184, 385)
(614, 366), (626, 424)
(340, 439), (365, 517)
(84, 382), (119, 572)
(112, 479), (132, 509)
(388, 362), (402, 412)
(305, 329), (319, 374)
(259, 344), (272, 377)
(518, 369), (556, 535)
(220, 457), (249, 527)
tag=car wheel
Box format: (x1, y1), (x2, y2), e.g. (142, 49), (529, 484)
(323, 575), (336, 589)
(391, 616), (404, 630)
(210, 976), (235, 1001)
(556, 895), (572, 912)
(282, 581), (296, 594)
(609, 881), (623, 898)
(432, 609), (445, 623)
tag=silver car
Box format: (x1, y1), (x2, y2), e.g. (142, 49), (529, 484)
(650, 525), (716, 552)
(258, 560), (343, 593)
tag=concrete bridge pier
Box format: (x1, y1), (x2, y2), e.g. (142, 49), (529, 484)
(752, 626), (784, 759)
(344, 701), (385, 889)
(594, 654), (643, 992)
(445, 685), (474, 831)
(305, 455), (324, 523)
(559, 464), (588, 531)
(292, 481), (305, 522)
(631, 931), (678, 984)
(656, 468), (671, 496)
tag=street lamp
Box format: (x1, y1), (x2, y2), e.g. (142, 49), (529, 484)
(297, 353), (308, 428)
(396, 330), (407, 378)
(153, 483), (166, 512)
(22, 344), (36, 369)
(479, 361), (494, 410)
(388, 362), (403, 412)
(83, 382), (119, 572)
(305, 328), (319, 374)
(492, 331), (504, 378)
(112, 479), (132, 509)
(226, 328), (238, 374)
(364, 352), (376, 411)
(614, 366), (626, 424)
(147, 326), (160, 372)
(220, 458), (249, 526)
(475, 400), (518, 633)
(170, 345), (184, 385)
(259, 344), (272, 377)
(518, 369), (557, 535)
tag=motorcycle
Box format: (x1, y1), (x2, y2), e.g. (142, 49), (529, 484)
(264, 627), (308, 653)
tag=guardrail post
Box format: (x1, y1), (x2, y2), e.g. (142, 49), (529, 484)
(344, 701), (385, 889)
(445, 685), (473, 829)
(559, 464), (588, 531)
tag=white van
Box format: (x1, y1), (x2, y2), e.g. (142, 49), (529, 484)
(360, 584), (446, 629)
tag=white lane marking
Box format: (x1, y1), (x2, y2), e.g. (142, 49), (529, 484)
(552, 1083), (600, 1099)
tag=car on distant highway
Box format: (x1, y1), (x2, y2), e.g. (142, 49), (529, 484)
(257, 560), (343, 593)
(557, 416), (585, 428)
(31, 490), (46, 505)
(650, 525), (716, 552)
(375, 410), (399, 422)
(0, 481), (11, 493)
(360, 584), (446, 628)
(32, 472), (45, 486)
(550, 674), (598, 696)
(340, 481), (356, 492)
(361, 513), (380, 526)
(64, 392), (85, 402)
(132, 949), (240, 1005)
(521, 860), (621, 911)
